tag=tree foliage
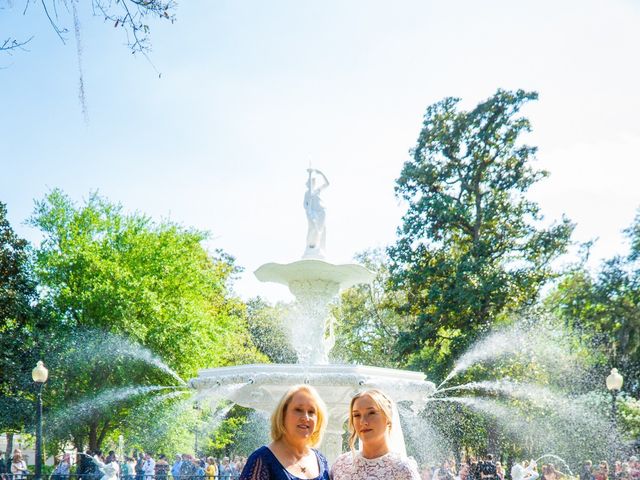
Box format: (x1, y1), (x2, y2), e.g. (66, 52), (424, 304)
(246, 298), (297, 364)
(114, 390), (198, 457)
(547, 209), (640, 395)
(204, 406), (269, 458)
(26, 189), (266, 451)
(388, 89), (574, 378)
(331, 249), (409, 368)
(0, 202), (42, 438)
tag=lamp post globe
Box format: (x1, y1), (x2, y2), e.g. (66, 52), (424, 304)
(32, 361), (49, 383)
(32, 361), (48, 480)
(607, 368), (623, 392)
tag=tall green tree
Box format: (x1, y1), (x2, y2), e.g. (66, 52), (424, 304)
(0, 202), (42, 459)
(389, 89), (574, 378)
(28, 189), (266, 450)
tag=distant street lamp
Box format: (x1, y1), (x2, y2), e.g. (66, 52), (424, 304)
(606, 367), (623, 469)
(32, 361), (49, 480)
(193, 402), (201, 457)
(606, 367), (624, 429)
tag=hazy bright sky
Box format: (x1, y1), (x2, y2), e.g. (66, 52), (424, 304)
(1, 0), (639, 302)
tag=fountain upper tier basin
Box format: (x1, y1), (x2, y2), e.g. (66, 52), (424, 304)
(190, 363), (436, 418)
(254, 259), (374, 290)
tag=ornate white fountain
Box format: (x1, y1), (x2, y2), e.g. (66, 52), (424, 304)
(190, 169), (435, 461)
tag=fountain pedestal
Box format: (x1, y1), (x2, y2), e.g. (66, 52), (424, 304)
(255, 259), (375, 364)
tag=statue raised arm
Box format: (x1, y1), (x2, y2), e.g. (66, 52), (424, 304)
(303, 169), (329, 258)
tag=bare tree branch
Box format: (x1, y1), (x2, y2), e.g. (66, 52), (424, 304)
(3, 0), (176, 56)
(40, 0), (68, 43)
(1, 36), (34, 53)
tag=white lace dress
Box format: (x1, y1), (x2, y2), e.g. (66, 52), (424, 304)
(330, 451), (421, 480)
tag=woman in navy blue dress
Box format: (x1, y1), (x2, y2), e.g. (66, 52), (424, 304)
(240, 385), (330, 480)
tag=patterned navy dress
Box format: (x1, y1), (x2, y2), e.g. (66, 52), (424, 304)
(239, 446), (330, 480)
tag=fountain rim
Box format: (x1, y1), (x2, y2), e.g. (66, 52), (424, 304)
(194, 363), (428, 382)
(254, 259), (375, 290)
(189, 363), (436, 415)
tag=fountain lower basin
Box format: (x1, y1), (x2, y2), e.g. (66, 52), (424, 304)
(190, 363), (435, 461)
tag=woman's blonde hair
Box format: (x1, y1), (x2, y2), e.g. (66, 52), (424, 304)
(348, 389), (394, 451)
(270, 384), (328, 447)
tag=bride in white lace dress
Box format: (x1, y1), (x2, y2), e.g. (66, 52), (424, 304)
(330, 389), (420, 480)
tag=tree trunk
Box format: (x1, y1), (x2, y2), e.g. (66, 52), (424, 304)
(87, 420), (110, 452)
(89, 422), (98, 452)
(97, 420), (110, 450)
(4, 433), (14, 463)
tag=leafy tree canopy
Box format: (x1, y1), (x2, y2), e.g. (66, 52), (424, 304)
(331, 249), (410, 368)
(246, 298), (297, 364)
(26, 189), (266, 450)
(389, 89), (574, 378)
(0, 201), (42, 435)
(546, 208), (640, 395)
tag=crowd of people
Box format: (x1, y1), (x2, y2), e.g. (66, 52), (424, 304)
(578, 459), (640, 480)
(0, 449), (246, 480)
(6, 451), (640, 480)
(416, 455), (640, 480)
(420, 456), (536, 480)
(73, 451), (246, 480)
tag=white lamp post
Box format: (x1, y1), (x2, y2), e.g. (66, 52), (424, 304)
(606, 367), (624, 426)
(32, 361), (49, 480)
(193, 401), (201, 456)
(606, 367), (623, 466)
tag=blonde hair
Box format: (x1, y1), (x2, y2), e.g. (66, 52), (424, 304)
(270, 384), (328, 447)
(348, 389), (394, 451)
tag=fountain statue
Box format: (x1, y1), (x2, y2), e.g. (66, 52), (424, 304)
(190, 170), (435, 461)
(303, 169), (329, 259)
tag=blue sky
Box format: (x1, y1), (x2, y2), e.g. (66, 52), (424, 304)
(1, 0), (639, 301)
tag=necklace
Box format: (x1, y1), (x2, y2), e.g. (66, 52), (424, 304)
(292, 451), (310, 474)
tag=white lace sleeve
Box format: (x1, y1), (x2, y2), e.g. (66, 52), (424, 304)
(397, 456), (421, 480)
